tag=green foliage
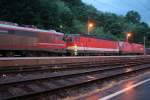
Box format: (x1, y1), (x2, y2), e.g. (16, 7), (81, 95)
(90, 27), (118, 40)
(125, 10), (141, 23)
(92, 27), (106, 35)
(0, 0), (150, 46)
(72, 19), (86, 33)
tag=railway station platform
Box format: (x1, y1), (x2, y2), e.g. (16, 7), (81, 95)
(77, 72), (150, 100)
(0, 55), (149, 67)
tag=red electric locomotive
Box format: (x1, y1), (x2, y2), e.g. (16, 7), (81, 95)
(0, 21), (66, 57)
(66, 34), (144, 56)
(131, 43), (144, 54)
(66, 34), (119, 56)
(119, 42), (144, 55)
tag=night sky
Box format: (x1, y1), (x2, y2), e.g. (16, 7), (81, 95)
(82, 0), (150, 25)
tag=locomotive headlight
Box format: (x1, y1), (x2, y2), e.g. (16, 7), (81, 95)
(74, 44), (78, 51)
(68, 44), (78, 56)
(73, 44), (78, 56)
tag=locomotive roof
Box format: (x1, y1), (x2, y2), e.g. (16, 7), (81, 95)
(68, 33), (117, 41)
(0, 24), (64, 35)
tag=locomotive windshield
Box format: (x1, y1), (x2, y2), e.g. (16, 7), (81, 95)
(65, 34), (80, 42)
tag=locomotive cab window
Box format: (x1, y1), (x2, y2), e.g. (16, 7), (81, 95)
(67, 37), (74, 42)
(65, 35), (74, 42)
(66, 34), (80, 42)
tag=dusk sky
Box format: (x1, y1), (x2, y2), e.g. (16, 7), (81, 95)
(82, 0), (150, 25)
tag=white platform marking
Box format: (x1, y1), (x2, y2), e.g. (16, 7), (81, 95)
(99, 78), (150, 100)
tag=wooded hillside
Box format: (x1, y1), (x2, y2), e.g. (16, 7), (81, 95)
(0, 0), (150, 45)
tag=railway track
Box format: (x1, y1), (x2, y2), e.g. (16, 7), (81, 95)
(0, 57), (148, 74)
(0, 57), (150, 100)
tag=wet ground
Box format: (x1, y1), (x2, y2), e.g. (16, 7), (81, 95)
(77, 72), (150, 100)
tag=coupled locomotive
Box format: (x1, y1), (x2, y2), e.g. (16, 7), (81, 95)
(66, 34), (144, 56)
(0, 21), (66, 56)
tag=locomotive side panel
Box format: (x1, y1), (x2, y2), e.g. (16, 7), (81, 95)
(77, 36), (119, 53)
(0, 24), (66, 56)
(119, 42), (133, 54)
(0, 28), (38, 50)
(66, 35), (119, 55)
(132, 43), (144, 54)
(36, 32), (66, 53)
(119, 42), (144, 55)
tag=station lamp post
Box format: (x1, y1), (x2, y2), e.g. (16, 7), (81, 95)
(126, 32), (146, 55)
(126, 32), (132, 42)
(87, 22), (94, 35)
(144, 36), (146, 55)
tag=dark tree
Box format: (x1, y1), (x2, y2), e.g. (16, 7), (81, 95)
(0, 0), (150, 44)
(125, 10), (141, 23)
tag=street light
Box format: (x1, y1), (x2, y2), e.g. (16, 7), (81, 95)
(144, 36), (146, 55)
(87, 22), (94, 35)
(89, 23), (94, 28)
(126, 32), (146, 55)
(126, 32), (132, 42)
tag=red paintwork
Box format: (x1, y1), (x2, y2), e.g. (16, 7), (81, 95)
(119, 42), (144, 54)
(67, 35), (144, 54)
(0, 24), (66, 53)
(67, 35), (119, 52)
(132, 43), (144, 54)
(119, 42), (133, 54)
(36, 32), (66, 49)
(0, 24), (144, 55)
(36, 43), (66, 49)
